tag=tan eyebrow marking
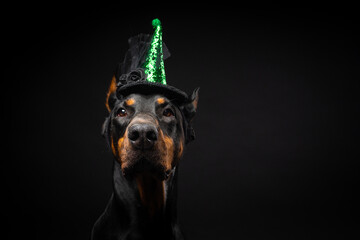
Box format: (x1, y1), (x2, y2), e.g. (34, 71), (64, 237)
(125, 98), (135, 106)
(156, 98), (165, 104)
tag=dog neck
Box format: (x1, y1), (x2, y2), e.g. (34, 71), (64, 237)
(110, 160), (180, 237)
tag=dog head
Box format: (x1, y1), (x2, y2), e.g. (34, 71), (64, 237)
(102, 76), (199, 181)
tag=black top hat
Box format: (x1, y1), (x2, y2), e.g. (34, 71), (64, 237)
(114, 19), (189, 104)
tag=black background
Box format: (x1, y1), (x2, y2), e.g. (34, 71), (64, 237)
(6, 8), (359, 239)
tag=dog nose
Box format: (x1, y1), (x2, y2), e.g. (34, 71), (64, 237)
(128, 124), (158, 149)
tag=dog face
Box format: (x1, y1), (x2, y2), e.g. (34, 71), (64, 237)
(103, 77), (199, 181)
(109, 94), (185, 180)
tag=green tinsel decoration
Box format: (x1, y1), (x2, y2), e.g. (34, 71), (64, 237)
(143, 18), (167, 85)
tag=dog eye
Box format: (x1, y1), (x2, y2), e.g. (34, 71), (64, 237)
(163, 108), (174, 117)
(116, 108), (127, 117)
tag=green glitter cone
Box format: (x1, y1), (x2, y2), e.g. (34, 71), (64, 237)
(143, 18), (167, 85)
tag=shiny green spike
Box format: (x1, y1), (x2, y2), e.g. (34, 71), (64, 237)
(143, 18), (167, 85)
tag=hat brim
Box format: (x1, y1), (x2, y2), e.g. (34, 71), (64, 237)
(116, 81), (189, 104)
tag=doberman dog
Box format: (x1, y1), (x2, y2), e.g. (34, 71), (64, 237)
(91, 76), (199, 240)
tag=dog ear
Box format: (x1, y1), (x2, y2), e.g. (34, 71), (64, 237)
(182, 87), (200, 143)
(105, 75), (118, 112)
(183, 87), (199, 121)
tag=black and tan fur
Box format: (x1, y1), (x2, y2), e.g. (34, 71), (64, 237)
(91, 76), (199, 240)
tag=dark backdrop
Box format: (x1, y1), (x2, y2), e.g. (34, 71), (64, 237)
(6, 9), (359, 239)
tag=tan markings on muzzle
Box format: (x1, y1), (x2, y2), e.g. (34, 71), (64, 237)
(118, 137), (124, 152)
(117, 136), (127, 166)
(118, 130), (133, 169)
(157, 130), (174, 171)
(110, 134), (127, 165)
(125, 98), (135, 106)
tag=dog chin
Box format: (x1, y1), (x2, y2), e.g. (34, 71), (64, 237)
(121, 157), (169, 181)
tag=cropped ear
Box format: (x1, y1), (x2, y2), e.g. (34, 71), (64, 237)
(182, 87), (200, 143)
(183, 87), (199, 122)
(105, 75), (118, 112)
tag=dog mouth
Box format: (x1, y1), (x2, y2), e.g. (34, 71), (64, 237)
(121, 157), (171, 181)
